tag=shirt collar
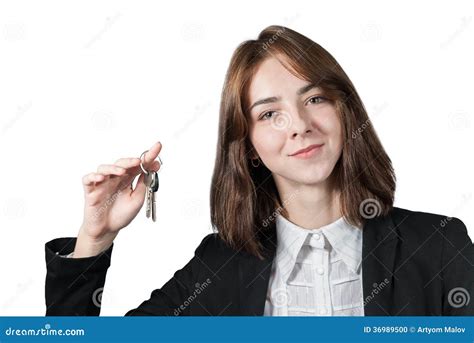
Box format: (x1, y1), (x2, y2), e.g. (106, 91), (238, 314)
(275, 213), (363, 283)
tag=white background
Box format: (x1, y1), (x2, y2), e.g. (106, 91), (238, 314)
(0, 0), (472, 315)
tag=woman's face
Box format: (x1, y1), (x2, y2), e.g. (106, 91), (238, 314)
(247, 56), (343, 187)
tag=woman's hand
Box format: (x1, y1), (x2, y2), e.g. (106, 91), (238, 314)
(73, 141), (162, 257)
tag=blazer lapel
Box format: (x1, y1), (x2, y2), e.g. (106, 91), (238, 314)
(238, 224), (277, 316)
(362, 212), (399, 315)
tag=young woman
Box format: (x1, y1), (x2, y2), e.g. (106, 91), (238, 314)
(45, 25), (473, 316)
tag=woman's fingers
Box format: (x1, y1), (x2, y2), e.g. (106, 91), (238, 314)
(82, 172), (105, 192)
(148, 160), (161, 171)
(114, 157), (141, 169)
(131, 171), (147, 203)
(143, 141), (162, 168)
(82, 141), (162, 195)
(82, 172), (105, 186)
(82, 165), (127, 193)
(97, 164), (126, 176)
(113, 141), (162, 175)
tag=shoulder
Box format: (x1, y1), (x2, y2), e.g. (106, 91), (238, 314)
(390, 206), (467, 235)
(390, 206), (462, 225)
(390, 208), (473, 315)
(389, 206), (473, 256)
(192, 232), (243, 269)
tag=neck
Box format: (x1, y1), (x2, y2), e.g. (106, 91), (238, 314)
(275, 175), (342, 230)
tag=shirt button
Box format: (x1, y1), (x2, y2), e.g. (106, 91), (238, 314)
(316, 267), (325, 275)
(308, 233), (324, 248)
(319, 307), (327, 315)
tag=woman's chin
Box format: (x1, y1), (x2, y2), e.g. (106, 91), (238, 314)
(290, 172), (332, 186)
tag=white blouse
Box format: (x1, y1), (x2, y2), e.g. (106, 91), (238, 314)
(263, 213), (364, 316)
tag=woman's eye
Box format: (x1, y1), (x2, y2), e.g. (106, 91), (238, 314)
(259, 111), (276, 120)
(308, 96), (326, 105)
(258, 97), (325, 120)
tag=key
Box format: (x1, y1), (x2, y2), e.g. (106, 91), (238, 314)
(145, 172), (154, 218)
(149, 171), (159, 222)
(152, 193), (156, 221)
(139, 149), (163, 222)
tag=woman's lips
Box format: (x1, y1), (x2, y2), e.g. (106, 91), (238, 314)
(290, 144), (324, 159)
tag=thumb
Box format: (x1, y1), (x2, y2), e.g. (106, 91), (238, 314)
(131, 172), (147, 204)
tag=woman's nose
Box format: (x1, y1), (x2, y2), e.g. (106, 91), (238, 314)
(288, 109), (313, 137)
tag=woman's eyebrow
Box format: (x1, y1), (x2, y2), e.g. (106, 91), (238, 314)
(248, 83), (319, 112)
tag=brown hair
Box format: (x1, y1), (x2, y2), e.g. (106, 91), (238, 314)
(210, 25), (396, 260)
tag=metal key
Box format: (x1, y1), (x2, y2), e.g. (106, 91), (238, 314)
(139, 149), (163, 222)
(149, 171), (159, 221)
(144, 172), (154, 218)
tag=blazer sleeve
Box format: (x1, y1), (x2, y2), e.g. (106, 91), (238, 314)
(45, 234), (214, 316)
(441, 217), (474, 315)
(44, 237), (114, 316)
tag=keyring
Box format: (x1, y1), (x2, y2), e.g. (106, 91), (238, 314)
(140, 150), (163, 175)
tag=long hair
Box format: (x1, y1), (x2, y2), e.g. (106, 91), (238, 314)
(210, 25), (396, 260)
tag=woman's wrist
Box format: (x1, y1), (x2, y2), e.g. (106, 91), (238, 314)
(72, 226), (117, 258)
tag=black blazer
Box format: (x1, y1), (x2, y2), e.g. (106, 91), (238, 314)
(45, 207), (474, 316)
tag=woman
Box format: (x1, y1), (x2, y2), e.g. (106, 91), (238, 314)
(45, 25), (473, 316)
